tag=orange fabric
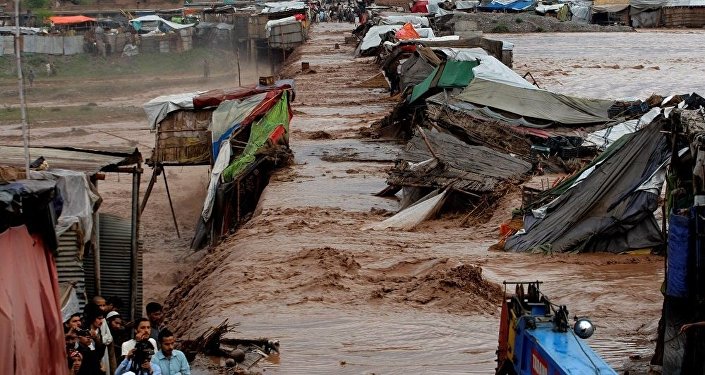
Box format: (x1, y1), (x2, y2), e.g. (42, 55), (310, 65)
(0, 226), (68, 375)
(395, 23), (420, 40)
(49, 15), (96, 25)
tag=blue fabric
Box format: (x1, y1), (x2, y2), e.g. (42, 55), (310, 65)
(666, 210), (691, 298)
(481, 0), (534, 11)
(151, 350), (191, 375)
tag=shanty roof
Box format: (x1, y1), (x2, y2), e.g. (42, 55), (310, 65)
(49, 16), (97, 25)
(0, 146), (142, 174)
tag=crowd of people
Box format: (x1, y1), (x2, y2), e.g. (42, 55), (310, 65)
(64, 297), (190, 375)
(309, 0), (369, 24)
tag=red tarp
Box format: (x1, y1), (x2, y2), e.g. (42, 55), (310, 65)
(411, 0), (429, 13)
(0, 226), (67, 375)
(395, 23), (421, 40)
(193, 83), (293, 110)
(49, 15), (97, 25)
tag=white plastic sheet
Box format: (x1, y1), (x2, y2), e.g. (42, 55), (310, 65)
(143, 91), (201, 129)
(364, 189), (448, 231)
(201, 144), (232, 222)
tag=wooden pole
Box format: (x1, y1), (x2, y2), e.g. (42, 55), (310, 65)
(130, 166), (142, 321)
(14, 0), (30, 177)
(416, 125), (439, 160)
(161, 166), (181, 238)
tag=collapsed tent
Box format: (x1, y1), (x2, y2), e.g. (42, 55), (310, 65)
(505, 122), (670, 253)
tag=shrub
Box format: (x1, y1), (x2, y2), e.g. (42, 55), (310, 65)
(491, 24), (510, 33)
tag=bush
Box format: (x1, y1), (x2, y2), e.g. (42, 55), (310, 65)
(515, 17), (523, 23)
(536, 26), (545, 32)
(491, 24), (510, 33)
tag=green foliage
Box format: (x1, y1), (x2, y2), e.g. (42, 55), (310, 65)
(536, 26), (545, 32)
(515, 17), (523, 23)
(23, 0), (49, 10)
(491, 24), (510, 33)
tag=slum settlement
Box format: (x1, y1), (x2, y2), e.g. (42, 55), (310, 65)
(2, 0), (705, 374)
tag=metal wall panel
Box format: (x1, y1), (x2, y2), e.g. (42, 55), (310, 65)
(57, 228), (87, 313)
(85, 213), (142, 321)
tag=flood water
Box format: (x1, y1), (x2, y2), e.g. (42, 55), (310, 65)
(166, 25), (693, 374)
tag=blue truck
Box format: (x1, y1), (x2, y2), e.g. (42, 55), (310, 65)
(495, 281), (617, 375)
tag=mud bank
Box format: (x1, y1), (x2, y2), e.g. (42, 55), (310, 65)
(160, 23), (670, 374)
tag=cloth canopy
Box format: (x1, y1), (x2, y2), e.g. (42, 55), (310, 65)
(49, 15), (96, 25)
(143, 92), (201, 129)
(129, 15), (195, 30)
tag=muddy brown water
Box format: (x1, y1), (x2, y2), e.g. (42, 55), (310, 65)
(159, 24), (689, 375)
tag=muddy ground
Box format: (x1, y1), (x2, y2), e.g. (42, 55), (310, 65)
(3, 24), (704, 374)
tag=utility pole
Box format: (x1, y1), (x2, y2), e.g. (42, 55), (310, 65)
(15, 0), (30, 178)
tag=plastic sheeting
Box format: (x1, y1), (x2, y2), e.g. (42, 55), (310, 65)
(201, 143), (232, 222)
(378, 15), (431, 26)
(586, 107), (661, 150)
(666, 210), (691, 297)
(0, 226), (67, 375)
(30, 169), (100, 242)
(144, 91), (201, 129)
(364, 189), (448, 231)
(395, 23), (421, 40)
(481, 0), (535, 11)
(265, 16), (299, 37)
(439, 48), (536, 89)
(505, 122), (669, 253)
(129, 15), (195, 30)
(262, 0), (306, 12)
(210, 92), (269, 157)
(457, 79), (614, 125)
(360, 25), (401, 53)
(222, 92), (290, 181)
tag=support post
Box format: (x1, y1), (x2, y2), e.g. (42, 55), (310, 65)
(14, 0), (30, 177)
(162, 166), (181, 238)
(140, 165), (160, 215)
(130, 165), (142, 321)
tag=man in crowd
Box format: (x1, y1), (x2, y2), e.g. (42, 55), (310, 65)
(92, 296), (114, 373)
(152, 328), (191, 375)
(122, 318), (158, 358)
(75, 328), (105, 375)
(146, 302), (166, 344)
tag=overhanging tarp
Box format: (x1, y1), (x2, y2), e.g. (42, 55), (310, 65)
(456, 79), (614, 125)
(409, 59), (479, 103)
(129, 15), (195, 30)
(222, 92), (291, 181)
(144, 92), (201, 129)
(210, 92), (269, 157)
(378, 15), (430, 27)
(505, 122), (669, 253)
(49, 15), (96, 25)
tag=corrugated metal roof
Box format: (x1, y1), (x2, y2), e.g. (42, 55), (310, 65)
(0, 146), (141, 174)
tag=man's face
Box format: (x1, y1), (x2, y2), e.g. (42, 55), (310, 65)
(78, 335), (92, 347)
(68, 316), (81, 330)
(110, 317), (124, 331)
(92, 316), (104, 329)
(95, 298), (108, 312)
(136, 321), (151, 340)
(148, 310), (164, 325)
(161, 336), (176, 357)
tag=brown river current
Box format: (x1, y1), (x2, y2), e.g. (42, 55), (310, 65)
(62, 24), (701, 374)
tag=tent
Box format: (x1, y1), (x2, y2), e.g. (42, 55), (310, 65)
(0, 179), (68, 375)
(505, 122), (670, 253)
(408, 59), (479, 103)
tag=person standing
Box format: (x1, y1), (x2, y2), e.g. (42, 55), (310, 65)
(75, 328), (106, 375)
(92, 296), (114, 373)
(151, 329), (190, 375)
(146, 302), (166, 344)
(27, 68), (35, 88)
(122, 318), (158, 358)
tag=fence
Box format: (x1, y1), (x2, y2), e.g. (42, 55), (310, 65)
(0, 35), (84, 55)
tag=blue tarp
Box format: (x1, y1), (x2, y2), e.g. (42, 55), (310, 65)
(480, 0), (534, 11)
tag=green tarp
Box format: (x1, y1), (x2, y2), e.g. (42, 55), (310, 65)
(222, 92), (289, 182)
(408, 60), (479, 103)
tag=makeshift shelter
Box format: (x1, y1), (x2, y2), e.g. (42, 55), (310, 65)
(630, 0), (705, 27)
(505, 122), (670, 253)
(1, 146), (143, 320)
(129, 14), (195, 34)
(592, 0), (631, 24)
(49, 15), (96, 25)
(0, 179), (68, 375)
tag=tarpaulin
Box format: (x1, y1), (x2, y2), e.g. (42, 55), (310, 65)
(378, 15), (430, 27)
(193, 81), (294, 109)
(144, 91), (201, 129)
(505, 122), (669, 253)
(49, 15), (96, 25)
(480, 0), (535, 11)
(128, 15), (195, 30)
(456, 79), (614, 125)
(0, 226), (67, 375)
(222, 92), (290, 181)
(395, 23), (421, 40)
(409, 59), (479, 103)
(210, 92), (269, 157)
